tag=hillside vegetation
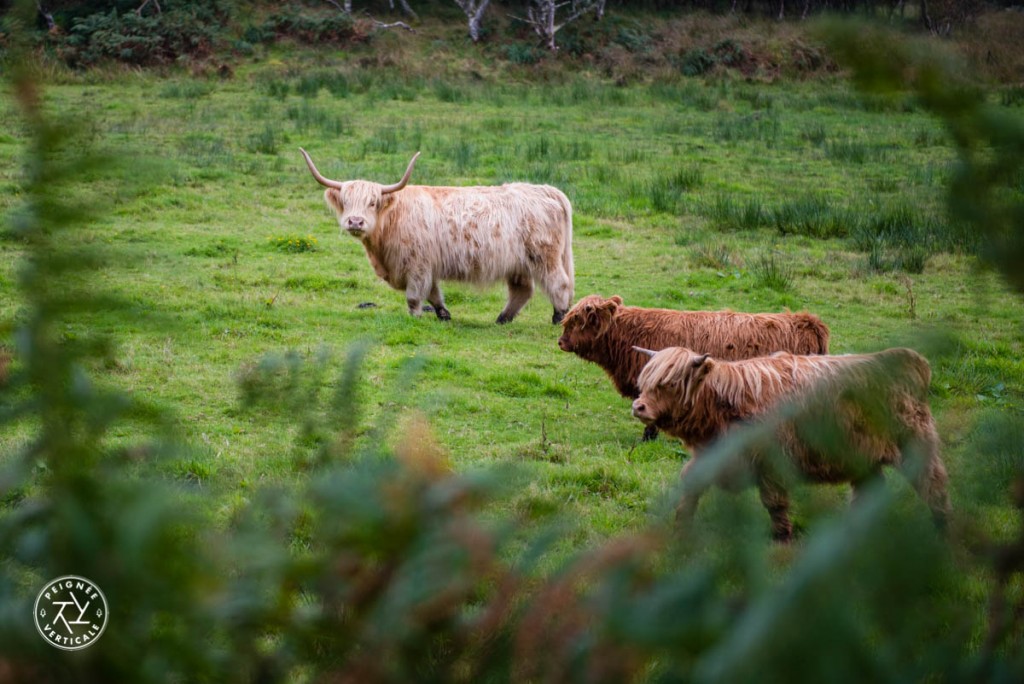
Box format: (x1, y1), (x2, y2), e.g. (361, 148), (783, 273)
(1, 2), (1024, 682)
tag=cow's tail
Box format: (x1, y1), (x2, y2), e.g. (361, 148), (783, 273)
(560, 191), (575, 288)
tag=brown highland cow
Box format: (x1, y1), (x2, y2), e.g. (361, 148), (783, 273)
(557, 295), (830, 440)
(631, 346), (951, 541)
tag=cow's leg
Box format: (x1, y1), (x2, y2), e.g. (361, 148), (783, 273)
(902, 429), (951, 531)
(496, 273), (533, 324)
(536, 264), (573, 325)
(850, 465), (883, 507)
(405, 274), (431, 317)
(673, 458), (705, 529)
(756, 472), (793, 542)
(642, 425), (659, 442)
(426, 282), (451, 322)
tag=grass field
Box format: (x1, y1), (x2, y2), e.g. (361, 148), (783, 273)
(2, 44), (1022, 566)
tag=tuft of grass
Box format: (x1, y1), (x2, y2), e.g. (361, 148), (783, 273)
(246, 124), (281, 155)
(268, 234), (319, 253)
(647, 167), (702, 214)
(258, 76), (290, 100)
(773, 195), (852, 239)
(286, 101), (348, 137)
(800, 123), (828, 145)
(160, 81), (214, 99)
(998, 86), (1024, 107)
(705, 195), (771, 231)
(866, 244), (929, 274)
(449, 140), (476, 173)
(526, 136), (551, 162)
(432, 79), (466, 103)
(869, 177), (899, 193)
(689, 240), (738, 269)
(751, 252), (795, 291)
(825, 139), (881, 164)
(713, 112), (781, 147)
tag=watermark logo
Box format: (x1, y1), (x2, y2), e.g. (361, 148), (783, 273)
(34, 575), (108, 651)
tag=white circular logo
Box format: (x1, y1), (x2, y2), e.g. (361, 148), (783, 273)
(34, 575), (109, 651)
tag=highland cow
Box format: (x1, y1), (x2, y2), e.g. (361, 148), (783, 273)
(631, 346), (950, 541)
(557, 295), (830, 440)
(301, 149), (574, 324)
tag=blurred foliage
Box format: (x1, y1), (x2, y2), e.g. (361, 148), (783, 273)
(2, 3), (1024, 682)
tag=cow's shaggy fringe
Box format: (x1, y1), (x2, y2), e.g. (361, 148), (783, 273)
(634, 347), (951, 541)
(558, 294), (829, 438)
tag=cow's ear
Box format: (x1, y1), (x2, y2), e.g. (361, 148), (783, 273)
(601, 296), (622, 316)
(691, 355), (715, 380)
(325, 188), (344, 212)
(378, 192), (396, 209)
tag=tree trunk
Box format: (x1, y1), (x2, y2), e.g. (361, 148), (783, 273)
(546, 6), (556, 52)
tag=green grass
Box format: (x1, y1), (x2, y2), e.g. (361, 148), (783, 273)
(1, 54), (1022, 559)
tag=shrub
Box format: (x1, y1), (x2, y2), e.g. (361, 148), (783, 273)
(261, 8), (359, 45)
(57, 6), (223, 67)
(714, 38), (750, 69)
(506, 42), (543, 66)
(614, 25), (652, 54)
(680, 47), (715, 76)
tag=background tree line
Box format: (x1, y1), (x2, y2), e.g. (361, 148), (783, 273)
(0, 0), (1012, 61)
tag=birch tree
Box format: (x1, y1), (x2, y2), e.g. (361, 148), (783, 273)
(453, 0), (490, 43)
(518, 0), (602, 52)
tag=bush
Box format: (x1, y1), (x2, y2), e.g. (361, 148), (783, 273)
(680, 47), (715, 76)
(505, 41), (543, 66)
(56, 6), (224, 67)
(260, 8), (360, 45)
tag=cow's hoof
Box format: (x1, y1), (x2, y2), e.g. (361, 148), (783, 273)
(552, 309), (566, 325)
(496, 313), (513, 325)
(641, 425), (659, 442)
(435, 307), (451, 322)
(422, 305), (434, 313)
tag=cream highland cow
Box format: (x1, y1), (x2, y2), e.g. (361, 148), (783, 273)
(301, 149), (574, 324)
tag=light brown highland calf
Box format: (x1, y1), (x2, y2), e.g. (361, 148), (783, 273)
(301, 149), (574, 324)
(558, 295), (830, 440)
(631, 346), (951, 541)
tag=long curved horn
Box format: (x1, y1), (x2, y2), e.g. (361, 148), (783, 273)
(380, 151), (420, 195)
(299, 148), (345, 189)
(633, 347), (658, 358)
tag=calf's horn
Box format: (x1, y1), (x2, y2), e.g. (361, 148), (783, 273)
(299, 148), (344, 189)
(633, 347), (657, 358)
(380, 151), (420, 194)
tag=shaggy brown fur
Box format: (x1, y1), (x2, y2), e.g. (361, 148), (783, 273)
(558, 294), (830, 439)
(632, 347), (950, 541)
(302, 150), (574, 324)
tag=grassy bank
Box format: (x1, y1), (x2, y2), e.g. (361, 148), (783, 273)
(2, 53), (1021, 554)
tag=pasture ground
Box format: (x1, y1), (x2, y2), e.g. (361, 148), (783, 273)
(1, 43), (1022, 567)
